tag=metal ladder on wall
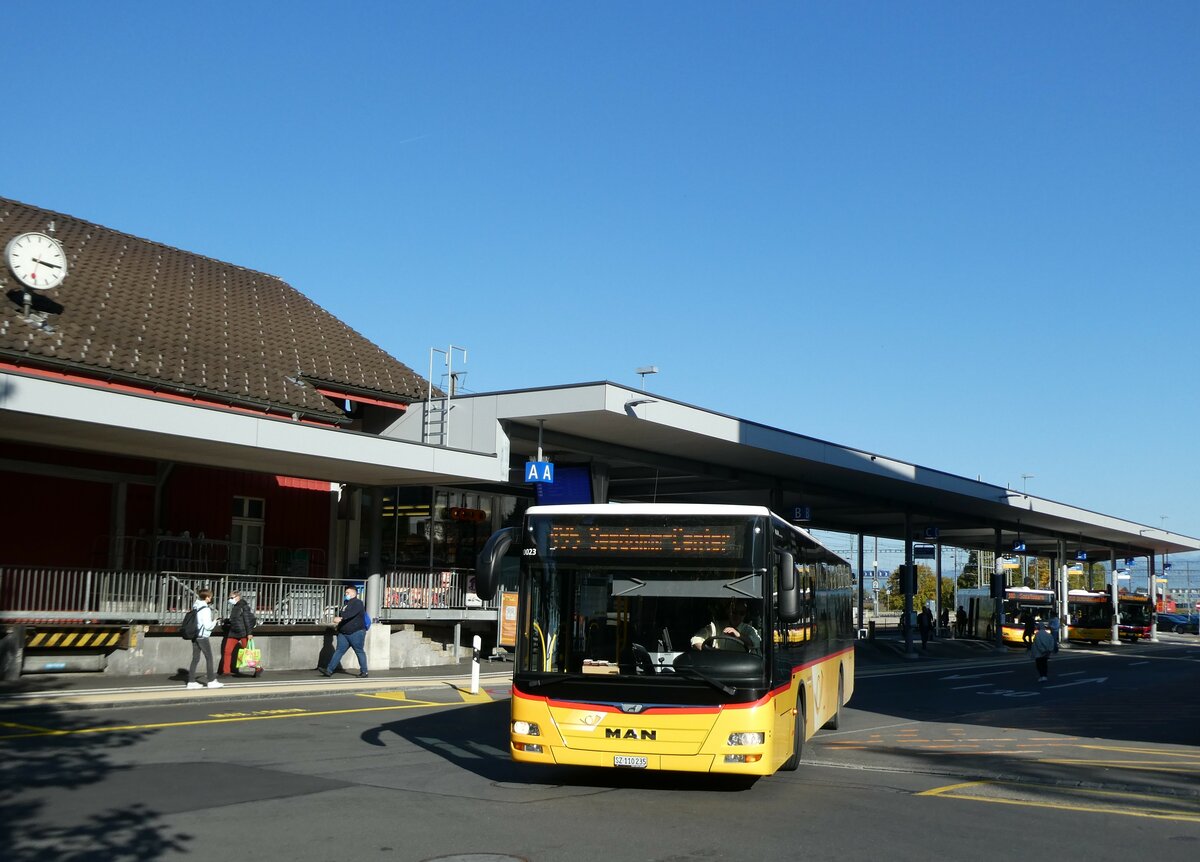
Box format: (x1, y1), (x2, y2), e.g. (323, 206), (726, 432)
(423, 345), (467, 446)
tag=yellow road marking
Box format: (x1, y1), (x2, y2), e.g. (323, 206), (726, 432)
(358, 691), (409, 702)
(920, 780), (1200, 823)
(1072, 744), (1200, 759)
(1038, 759), (1197, 774)
(0, 699), (458, 741)
(454, 687), (494, 704)
(0, 720), (58, 735)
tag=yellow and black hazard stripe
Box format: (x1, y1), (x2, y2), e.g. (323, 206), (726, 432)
(25, 628), (134, 649)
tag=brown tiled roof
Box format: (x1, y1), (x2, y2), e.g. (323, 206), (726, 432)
(0, 197), (430, 421)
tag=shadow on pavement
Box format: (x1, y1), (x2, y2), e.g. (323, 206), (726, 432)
(849, 663), (1200, 749)
(363, 699), (757, 792)
(0, 686), (190, 862)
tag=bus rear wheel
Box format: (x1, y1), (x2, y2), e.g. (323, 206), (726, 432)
(780, 698), (805, 772)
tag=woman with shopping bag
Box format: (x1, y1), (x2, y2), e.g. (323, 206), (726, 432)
(221, 590), (261, 677)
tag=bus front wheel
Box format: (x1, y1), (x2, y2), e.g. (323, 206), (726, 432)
(779, 698), (805, 772)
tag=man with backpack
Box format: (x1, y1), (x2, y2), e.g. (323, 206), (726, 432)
(184, 589), (222, 689)
(221, 590), (259, 677)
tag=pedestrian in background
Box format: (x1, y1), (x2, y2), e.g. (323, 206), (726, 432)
(186, 589), (222, 690)
(1021, 608), (1036, 647)
(320, 585), (369, 678)
(918, 606), (934, 650)
(955, 605), (967, 638)
(1031, 620), (1055, 682)
(1048, 611), (1061, 654)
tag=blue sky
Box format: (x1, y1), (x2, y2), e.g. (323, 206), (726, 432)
(6, 2), (1199, 539)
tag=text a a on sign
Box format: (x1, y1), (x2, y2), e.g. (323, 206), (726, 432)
(524, 461), (555, 483)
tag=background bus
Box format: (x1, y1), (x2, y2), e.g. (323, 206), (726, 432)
(1001, 588), (1056, 646)
(1117, 593), (1153, 641)
(474, 503), (855, 776)
(1067, 589), (1111, 643)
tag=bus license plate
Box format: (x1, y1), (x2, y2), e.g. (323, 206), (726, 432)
(614, 755), (647, 768)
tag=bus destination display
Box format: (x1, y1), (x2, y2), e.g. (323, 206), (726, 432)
(546, 523), (746, 558)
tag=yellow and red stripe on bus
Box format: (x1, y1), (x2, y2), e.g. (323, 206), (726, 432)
(509, 646), (853, 775)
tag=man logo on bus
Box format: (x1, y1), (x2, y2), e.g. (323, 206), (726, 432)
(605, 728), (657, 740)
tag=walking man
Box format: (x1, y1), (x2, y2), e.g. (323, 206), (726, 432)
(321, 585), (369, 678)
(1031, 620), (1055, 682)
(186, 589), (223, 690)
(917, 606), (934, 650)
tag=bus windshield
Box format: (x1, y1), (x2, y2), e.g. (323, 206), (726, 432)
(1119, 600), (1151, 626)
(518, 514), (768, 692)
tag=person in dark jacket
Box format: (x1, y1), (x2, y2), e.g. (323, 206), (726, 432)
(917, 606), (934, 650)
(221, 590), (259, 677)
(320, 585), (368, 678)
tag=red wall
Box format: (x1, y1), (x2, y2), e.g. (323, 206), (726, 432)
(1, 444), (332, 572)
(0, 470), (112, 567)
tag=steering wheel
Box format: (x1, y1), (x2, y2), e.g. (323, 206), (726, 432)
(702, 634), (748, 652)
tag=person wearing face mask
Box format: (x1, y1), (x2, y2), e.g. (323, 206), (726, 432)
(319, 584), (368, 678)
(221, 590), (259, 677)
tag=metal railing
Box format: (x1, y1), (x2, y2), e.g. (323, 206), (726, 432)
(381, 568), (498, 615)
(0, 566), (496, 624)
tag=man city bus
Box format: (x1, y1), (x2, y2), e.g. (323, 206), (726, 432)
(473, 504), (855, 775)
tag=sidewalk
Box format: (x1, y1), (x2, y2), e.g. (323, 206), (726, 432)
(0, 661), (515, 710)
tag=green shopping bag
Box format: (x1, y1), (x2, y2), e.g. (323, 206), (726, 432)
(237, 637), (262, 671)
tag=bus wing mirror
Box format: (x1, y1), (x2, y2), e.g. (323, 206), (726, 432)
(778, 551), (799, 623)
(475, 527), (516, 601)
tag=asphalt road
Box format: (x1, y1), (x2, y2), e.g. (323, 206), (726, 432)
(3, 635), (1198, 862)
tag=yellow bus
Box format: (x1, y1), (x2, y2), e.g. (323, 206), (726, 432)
(1001, 588), (1056, 646)
(1067, 589), (1111, 643)
(474, 504), (855, 775)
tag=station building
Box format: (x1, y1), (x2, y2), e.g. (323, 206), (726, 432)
(2, 195), (1198, 678)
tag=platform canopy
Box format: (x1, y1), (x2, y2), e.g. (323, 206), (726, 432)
(427, 382), (1200, 562)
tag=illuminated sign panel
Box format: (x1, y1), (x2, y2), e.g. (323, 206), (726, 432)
(546, 523), (746, 559)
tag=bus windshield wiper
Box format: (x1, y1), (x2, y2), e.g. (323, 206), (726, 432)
(525, 673), (593, 688)
(669, 664), (737, 696)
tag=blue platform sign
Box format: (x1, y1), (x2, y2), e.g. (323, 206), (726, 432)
(524, 461), (555, 484)
(792, 506), (811, 522)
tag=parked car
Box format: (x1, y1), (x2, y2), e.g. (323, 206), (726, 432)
(1174, 613), (1199, 635)
(1157, 612), (1189, 631)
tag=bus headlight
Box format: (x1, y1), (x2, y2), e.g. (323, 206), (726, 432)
(727, 732), (764, 746)
(512, 721), (541, 736)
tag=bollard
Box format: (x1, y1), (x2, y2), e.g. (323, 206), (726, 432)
(470, 634), (481, 695)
